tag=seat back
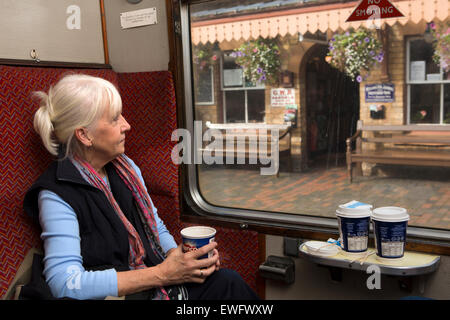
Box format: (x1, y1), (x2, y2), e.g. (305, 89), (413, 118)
(0, 66), (118, 298)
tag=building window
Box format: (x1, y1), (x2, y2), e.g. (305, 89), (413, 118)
(407, 37), (450, 124)
(222, 52), (265, 123)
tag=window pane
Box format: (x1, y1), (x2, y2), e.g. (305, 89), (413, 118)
(195, 67), (214, 104)
(247, 90), (265, 122)
(410, 84), (441, 123)
(223, 52), (243, 88)
(225, 90), (245, 123)
(189, 0), (450, 231)
(409, 39), (440, 81)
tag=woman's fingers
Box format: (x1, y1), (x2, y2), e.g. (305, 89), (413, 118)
(186, 241), (217, 259)
(158, 242), (220, 285)
(213, 249), (220, 270)
(191, 261), (217, 283)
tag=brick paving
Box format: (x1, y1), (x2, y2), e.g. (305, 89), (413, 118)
(198, 164), (450, 230)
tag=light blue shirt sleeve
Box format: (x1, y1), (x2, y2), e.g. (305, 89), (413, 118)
(38, 155), (177, 299)
(38, 191), (117, 300)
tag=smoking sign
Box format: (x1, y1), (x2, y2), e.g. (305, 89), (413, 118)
(346, 0), (404, 28)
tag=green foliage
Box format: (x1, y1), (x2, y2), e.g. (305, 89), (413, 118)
(326, 28), (384, 82)
(430, 21), (450, 73)
(192, 43), (218, 69)
(232, 38), (281, 85)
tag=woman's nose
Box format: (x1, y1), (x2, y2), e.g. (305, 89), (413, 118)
(121, 115), (131, 132)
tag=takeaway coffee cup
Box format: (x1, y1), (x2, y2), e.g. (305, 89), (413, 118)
(371, 207), (409, 261)
(181, 226), (216, 259)
(336, 200), (372, 256)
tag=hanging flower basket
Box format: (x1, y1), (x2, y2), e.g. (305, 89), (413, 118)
(232, 38), (281, 85)
(192, 43), (218, 70)
(430, 21), (450, 73)
(326, 28), (384, 82)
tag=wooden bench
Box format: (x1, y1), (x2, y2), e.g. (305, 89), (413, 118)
(202, 122), (292, 176)
(346, 120), (450, 183)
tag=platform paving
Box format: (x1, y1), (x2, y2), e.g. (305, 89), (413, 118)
(198, 164), (450, 230)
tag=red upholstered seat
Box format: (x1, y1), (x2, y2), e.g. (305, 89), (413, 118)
(0, 66), (118, 298)
(118, 71), (178, 198)
(0, 67), (259, 298)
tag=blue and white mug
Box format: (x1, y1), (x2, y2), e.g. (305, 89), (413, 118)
(181, 226), (216, 259)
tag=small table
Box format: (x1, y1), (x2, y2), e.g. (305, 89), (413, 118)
(299, 242), (440, 276)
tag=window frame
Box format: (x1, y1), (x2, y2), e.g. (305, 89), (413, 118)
(175, 1), (450, 251)
(406, 36), (450, 124)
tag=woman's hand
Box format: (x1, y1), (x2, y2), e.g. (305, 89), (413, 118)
(116, 242), (220, 296)
(155, 242), (219, 286)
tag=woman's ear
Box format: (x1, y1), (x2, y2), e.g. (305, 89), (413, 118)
(74, 127), (93, 147)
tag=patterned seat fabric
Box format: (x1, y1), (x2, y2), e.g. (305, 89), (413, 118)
(0, 66), (118, 298)
(0, 67), (259, 298)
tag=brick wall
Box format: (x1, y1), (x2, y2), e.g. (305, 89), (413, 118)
(360, 24), (406, 126)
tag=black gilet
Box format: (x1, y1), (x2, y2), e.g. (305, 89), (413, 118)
(23, 158), (164, 272)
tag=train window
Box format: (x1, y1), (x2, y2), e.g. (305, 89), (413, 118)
(179, 0), (450, 240)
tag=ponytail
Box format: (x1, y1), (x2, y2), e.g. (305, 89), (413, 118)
(33, 91), (59, 156)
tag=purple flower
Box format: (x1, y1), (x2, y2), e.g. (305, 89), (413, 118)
(356, 75), (363, 83)
(260, 75), (266, 81)
(257, 67), (263, 74)
(376, 55), (384, 62)
(364, 37), (370, 43)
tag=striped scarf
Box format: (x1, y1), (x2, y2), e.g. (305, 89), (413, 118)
(71, 154), (170, 300)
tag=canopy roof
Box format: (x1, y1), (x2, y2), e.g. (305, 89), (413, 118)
(191, 0), (449, 44)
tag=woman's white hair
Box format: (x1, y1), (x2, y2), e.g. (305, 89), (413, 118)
(33, 74), (122, 158)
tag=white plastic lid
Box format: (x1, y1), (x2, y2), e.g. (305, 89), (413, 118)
(181, 226), (216, 239)
(372, 207), (409, 222)
(336, 200), (372, 218)
(303, 241), (340, 257)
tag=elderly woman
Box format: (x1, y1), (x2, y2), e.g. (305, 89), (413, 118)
(23, 74), (258, 300)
